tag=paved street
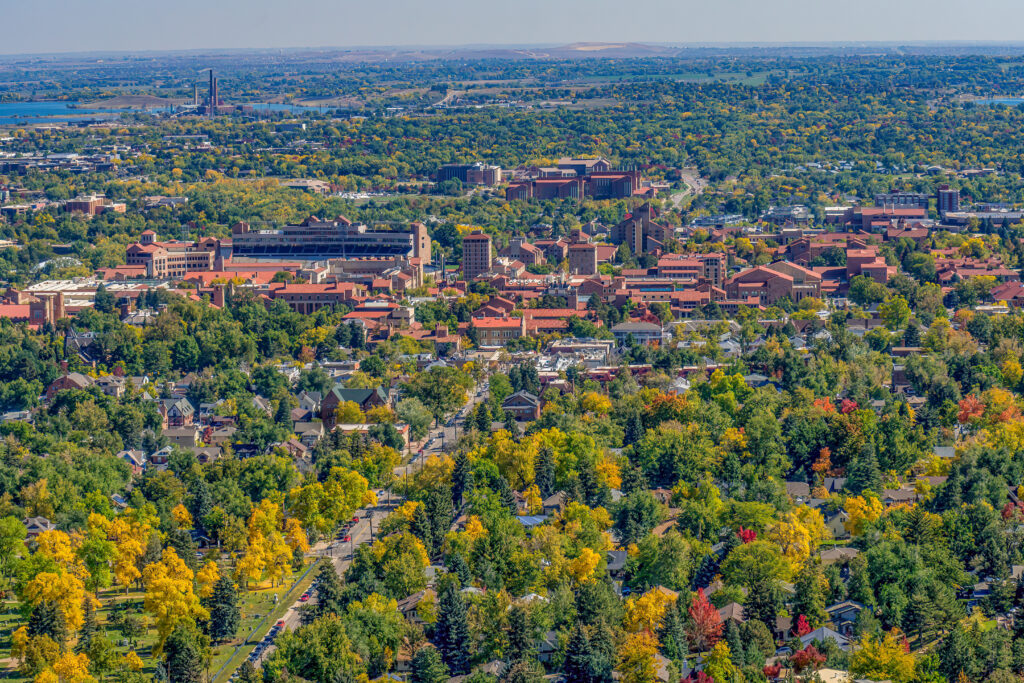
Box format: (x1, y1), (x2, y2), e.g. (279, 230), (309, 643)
(242, 381), (490, 672)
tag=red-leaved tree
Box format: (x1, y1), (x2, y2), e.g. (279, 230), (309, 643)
(795, 614), (812, 637)
(791, 645), (826, 673)
(737, 526), (757, 544)
(686, 588), (723, 652)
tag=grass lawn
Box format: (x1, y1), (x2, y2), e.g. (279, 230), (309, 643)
(0, 558), (319, 683)
(210, 559), (321, 683)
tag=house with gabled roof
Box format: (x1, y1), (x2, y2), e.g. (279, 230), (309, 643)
(321, 385), (390, 429)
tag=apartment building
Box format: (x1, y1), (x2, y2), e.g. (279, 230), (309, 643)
(462, 231), (493, 280)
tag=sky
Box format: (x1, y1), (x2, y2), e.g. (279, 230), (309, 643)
(4, 0), (1024, 55)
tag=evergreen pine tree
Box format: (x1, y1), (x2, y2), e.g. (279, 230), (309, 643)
(208, 575), (241, 643)
(846, 555), (876, 609)
(427, 486), (454, 556)
(168, 528), (199, 572)
(723, 620), (745, 667)
(793, 563), (828, 628)
(314, 561), (344, 618)
(691, 554), (719, 591)
(658, 601), (689, 663)
(474, 403), (491, 433)
(189, 477), (213, 534)
(563, 622), (594, 683)
(412, 504), (435, 556)
(435, 578), (471, 675)
(452, 452), (472, 508)
(447, 552), (472, 588)
(349, 322), (365, 349)
(164, 622), (206, 683)
(847, 441), (882, 495)
(744, 578), (781, 631)
(534, 446), (555, 498)
(506, 604), (534, 666)
(28, 600), (67, 645)
(619, 463), (647, 496)
(411, 646), (449, 683)
(334, 322), (352, 347)
(587, 621), (616, 683)
(939, 624), (973, 683)
(497, 476), (518, 515)
(623, 412), (644, 447)
(274, 398), (293, 427)
(75, 599), (98, 654)
(903, 323), (921, 346)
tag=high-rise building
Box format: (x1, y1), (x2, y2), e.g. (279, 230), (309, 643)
(568, 244), (598, 276)
(462, 231), (493, 280)
(937, 185), (960, 215)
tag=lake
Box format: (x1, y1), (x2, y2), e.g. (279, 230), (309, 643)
(0, 100), (327, 126)
(975, 98), (1024, 106)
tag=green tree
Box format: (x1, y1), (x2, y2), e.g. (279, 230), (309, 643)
(398, 398), (434, 443)
(411, 646), (449, 683)
(793, 562), (828, 628)
(164, 621), (207, 683)
(435, 578), (471, 675)
(534, 446), (555, 498)
(614, 492), (662, 547)
(207, 576), (241, 643)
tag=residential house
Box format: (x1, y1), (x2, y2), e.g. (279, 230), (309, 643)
(295, 421), (325, 448)
(163, 398), (195, 427)
(117, 449), (146, 475)
(321, 386), (390, 429)
(94, 375), (126, 398)
(164, 426), (200, 448)
(799, 627), (851, 652)
(825, 600), (865, 636)
(45, 372), (93, 400)
(24, 516), (56, 538)
(502, 390), (542, 421)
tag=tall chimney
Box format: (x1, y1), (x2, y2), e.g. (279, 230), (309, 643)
(208, 70), (215, 116)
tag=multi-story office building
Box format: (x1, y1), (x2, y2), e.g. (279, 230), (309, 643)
(937, 185), (960, 215)
(568, 244), (599, 276)
(437, 163), (502, 186)
(462, 231), (493, 280)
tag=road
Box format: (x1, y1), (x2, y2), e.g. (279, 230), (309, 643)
(238, 380), (490, 675)
(671, 167), (708, 209)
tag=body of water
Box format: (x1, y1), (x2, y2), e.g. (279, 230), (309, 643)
(975, 98), (1024, 106)
(0, 100), (326, 125)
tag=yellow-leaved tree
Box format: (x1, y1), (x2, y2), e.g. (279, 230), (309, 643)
(236, 499), (293, 588)
(171, 504), (193, 531)
(624, 587), (677, 634)
(845, 495), (884, 536)
(617, 632), (658, 683)
(35, 651), (95, 683)
(195, 561), (220, 599)
(143, 547), (207, 650)
(849, 628), (916, 683)
(567, 547), (602, 584)
(23, 572), (89, 632)
(87, 513), (151, 592)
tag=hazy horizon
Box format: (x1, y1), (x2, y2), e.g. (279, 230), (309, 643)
(4, 0), (1024, 57)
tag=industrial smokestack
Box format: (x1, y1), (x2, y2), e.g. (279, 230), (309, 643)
(208, 70), (215, 116)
